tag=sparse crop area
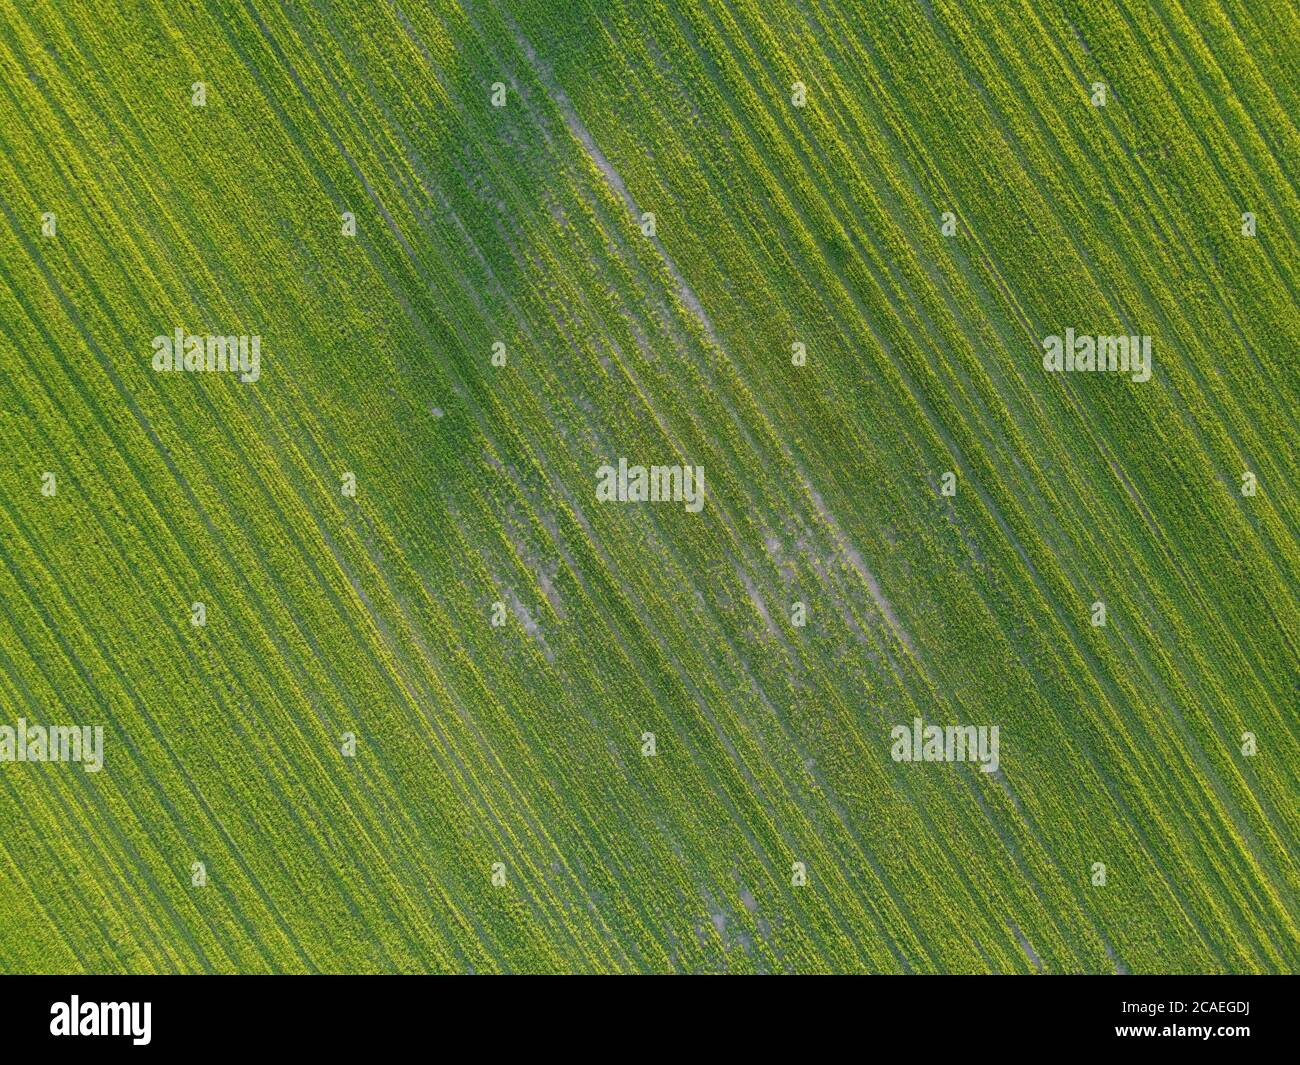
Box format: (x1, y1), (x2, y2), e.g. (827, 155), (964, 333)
(0, 0), (1295, 973)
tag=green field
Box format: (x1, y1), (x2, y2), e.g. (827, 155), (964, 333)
(0, 0), (1296, 973)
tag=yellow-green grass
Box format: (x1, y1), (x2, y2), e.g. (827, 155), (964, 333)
(0, 0), (1294, 972)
